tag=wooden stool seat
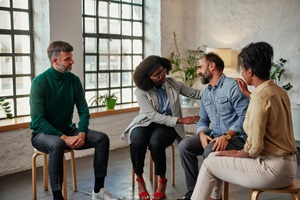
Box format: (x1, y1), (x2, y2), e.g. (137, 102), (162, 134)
(250, 179), (300, 200)
(223, 179), (300, 200)
(32, 149), (77, 200)
(131, 144), (175, 190)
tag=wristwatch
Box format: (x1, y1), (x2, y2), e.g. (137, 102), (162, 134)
(224, 133), (232, 140)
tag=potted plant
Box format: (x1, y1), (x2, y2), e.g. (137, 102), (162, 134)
(0, 97), (13, 119)
(270, 58), (293, 91)
(169, 31), (205, 106)
(89, 92), (118, 110)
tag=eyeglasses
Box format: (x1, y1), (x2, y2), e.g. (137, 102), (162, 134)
(151, 68), (167, 81)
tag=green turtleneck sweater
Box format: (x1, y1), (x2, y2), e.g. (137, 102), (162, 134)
(30, 67), (90, 136)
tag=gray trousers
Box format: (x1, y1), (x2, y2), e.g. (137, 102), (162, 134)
(178, 134), (245, 194)
(191, 152), (297, 200)
(31, 125), (109, 191)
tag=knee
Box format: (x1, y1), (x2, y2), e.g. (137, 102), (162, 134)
(49, 138), (66, 153)
(178, 138), (191, 154)
(94, 131), (110, 145)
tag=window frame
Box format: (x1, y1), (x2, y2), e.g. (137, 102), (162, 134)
(0, 0), (34, 119)
(82, 0), (144, 109)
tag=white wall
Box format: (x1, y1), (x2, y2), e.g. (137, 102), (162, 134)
(161, 0), (300, 103)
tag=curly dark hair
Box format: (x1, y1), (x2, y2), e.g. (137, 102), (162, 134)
(237, 41), (273, 79)
(204, 52), (225, 71)
(133, 55), (172, 91)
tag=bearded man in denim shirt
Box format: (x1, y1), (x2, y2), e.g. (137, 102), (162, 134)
(177, 52), (249, 200)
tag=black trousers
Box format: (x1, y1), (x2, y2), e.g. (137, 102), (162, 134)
(31, 125), (109, 191)
(130, 123), (178, 176)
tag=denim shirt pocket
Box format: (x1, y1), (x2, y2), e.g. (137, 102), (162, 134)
(203, 100), (214, 118)
(216, 97), (232, 115)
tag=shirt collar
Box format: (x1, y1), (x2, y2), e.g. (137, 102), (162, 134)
(250, 80), (275, 98)
(208, 73), (226, 91)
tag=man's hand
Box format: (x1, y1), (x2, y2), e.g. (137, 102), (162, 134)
(177, 116), (200, 124)
(199, 132), (212, 148)
(211, 135), (228, 151)
(60, 132), (86, 149)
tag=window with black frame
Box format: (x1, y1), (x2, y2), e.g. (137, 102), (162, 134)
(82, 0), (144, 108)
(0, 0), (34, 118)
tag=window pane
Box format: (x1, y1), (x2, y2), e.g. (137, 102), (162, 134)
(15, 35), (30, 53)
(122, 4), (131, 19)
(0, 78), (13, 96)
(122, 56), (132, 70)
(110, 55), (120, 70)
(85, 17), (96, 33)
(99, 39), (109, 54)
(110, 19), (120, 34)
(85, 37), (97, 53)
(98, 73), (109, 88)
(0, 56), (13, 74)
(133, 5), (142, 20)
(122, 72), (132, 86)
(84, 0), (96, 15)
(85, 73), (97, 89)
(85, 56), (97, 71)
(99, 56), (109, 70)
(111, 72), (120, 87)
(133, 39), (142, 54)
(86, 91), (97, 106)
(0, 35), (12, 53)
(15, 56), (31, 74)
(110, 39), (121, 54)
(122, 39), (132, 54)
(122, 21), (132, 36)
(14, 11), (29, 30)
(17, 97), (30, 116)
(0, 0), (10, 7)
(134, 0), (142, 5)
(16, 76), (31, 95)
(99, 18), (108, 33)
(0, 11), (11, 29)
(110, 3), (120, 18)
(98, 2), (108, 17)
(133, 21), (142, 36)
(13, 0), (28, 9)
(122, 88), (132, 103)
(133, 55), (142, 69)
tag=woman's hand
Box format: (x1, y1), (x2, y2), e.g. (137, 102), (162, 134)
(235, 78), (251, 98)
(177, 116), (200, 124)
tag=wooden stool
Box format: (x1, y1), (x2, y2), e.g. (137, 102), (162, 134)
(32, 149), (77, 200)
(131, 144), (175, 190)
(223, 179), (300, 200)
(249, 179), (300, 200)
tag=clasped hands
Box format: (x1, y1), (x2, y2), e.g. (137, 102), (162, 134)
(60, 132), (86, 149)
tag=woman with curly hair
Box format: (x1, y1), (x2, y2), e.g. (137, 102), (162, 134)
(121, 55), (201, 200)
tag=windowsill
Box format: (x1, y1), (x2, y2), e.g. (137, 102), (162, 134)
(0, 103), (139, 133)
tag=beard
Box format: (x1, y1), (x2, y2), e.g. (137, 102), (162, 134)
(56, 61), (72, 73)
(200, 69), (211, 84)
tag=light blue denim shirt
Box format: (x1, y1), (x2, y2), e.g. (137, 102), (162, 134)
(196, 74), (249, 140)
(153, 84), (172, 116)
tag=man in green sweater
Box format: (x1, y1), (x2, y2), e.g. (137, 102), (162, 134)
(30, 41), (118, 200)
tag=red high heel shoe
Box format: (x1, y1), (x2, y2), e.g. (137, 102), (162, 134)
(136, 177), (150, 200)
(152, 179), (168, 200)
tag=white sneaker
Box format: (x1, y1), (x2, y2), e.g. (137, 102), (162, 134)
(92, 188), (118, 200)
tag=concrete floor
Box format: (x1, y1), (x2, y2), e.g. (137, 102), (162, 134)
(0, 144), (299, 200)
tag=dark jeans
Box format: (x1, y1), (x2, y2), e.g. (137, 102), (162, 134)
(31, 125), (109, 191)
(130, 123), (178, 176)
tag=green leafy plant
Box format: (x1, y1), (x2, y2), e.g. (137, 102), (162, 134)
(0, 97), (13, 119)
(89, 92), (118, 109)
(270, 58), (293, 91)
(169, 31), (205, 87)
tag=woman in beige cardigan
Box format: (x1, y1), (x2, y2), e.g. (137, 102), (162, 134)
(121, 56), (201, 200)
